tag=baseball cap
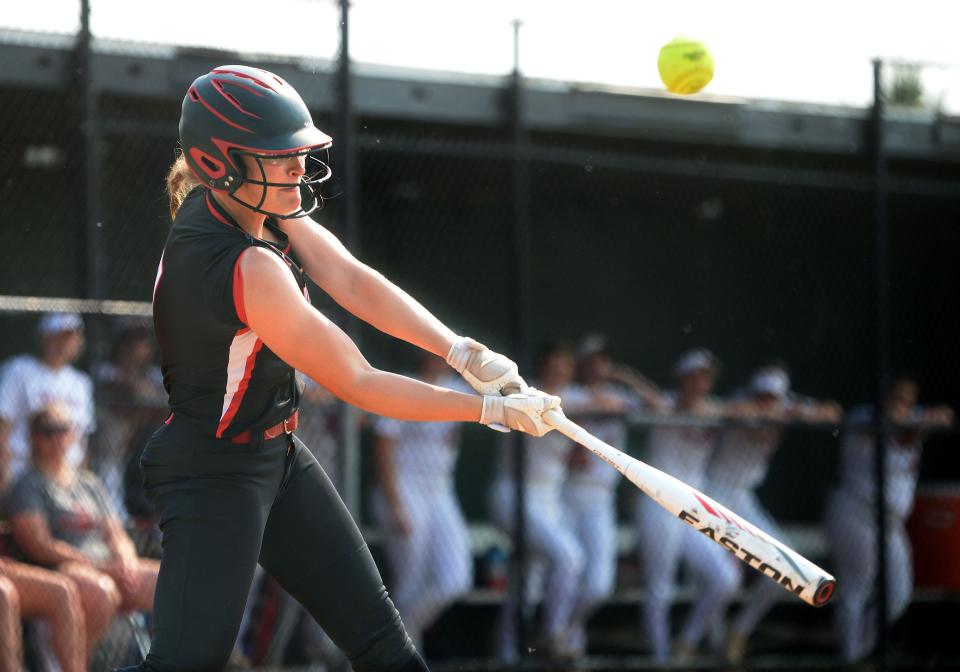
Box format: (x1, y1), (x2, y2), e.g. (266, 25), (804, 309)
(37, 312), (84, 336)
(577, 333), (610, 359)
(674, 348), (719, 376)
(749, 368), (790, 398)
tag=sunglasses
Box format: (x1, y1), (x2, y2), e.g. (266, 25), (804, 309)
(34, 423), (71, 437)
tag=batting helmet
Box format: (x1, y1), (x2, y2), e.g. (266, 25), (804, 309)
(179, 65), (332, 219)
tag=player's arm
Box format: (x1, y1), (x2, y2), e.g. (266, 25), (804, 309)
(372, 431), (411, 535)
(787, 397), (844, 424)
(103, 515), (139, 564)
(239, 248), (557, 432)
(605, 363), (669, 411)
(917, 404), (955, 427)
(277, 216), (526, 395)
(279, 216), (456, 357)
(721, 398), (776, 420)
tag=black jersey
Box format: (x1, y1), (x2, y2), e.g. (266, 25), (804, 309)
(152, 188), (308, 439)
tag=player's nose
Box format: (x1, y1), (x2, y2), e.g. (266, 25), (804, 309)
(287, 155), (306, 178)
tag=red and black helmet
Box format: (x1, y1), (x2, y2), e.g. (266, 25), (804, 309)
(179, 65), (333, 219)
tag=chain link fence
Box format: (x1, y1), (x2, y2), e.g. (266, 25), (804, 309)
(1, 5), (960, 671)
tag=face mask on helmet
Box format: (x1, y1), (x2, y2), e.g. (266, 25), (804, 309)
(228, 146), (332, 219)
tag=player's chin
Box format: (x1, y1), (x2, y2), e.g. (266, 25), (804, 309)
(275, 188), (302, 213)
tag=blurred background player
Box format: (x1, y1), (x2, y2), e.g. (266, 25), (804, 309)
(698, 362), (842, 661)
(562, 334), (667, 656)
(0, 313), (94, 491)
(490, 341), (587, 662)
(825, 374), (954, 661)
(92, 318), (166, 517)
(632, 348), (739, 664)
(371, 351), (473, 651)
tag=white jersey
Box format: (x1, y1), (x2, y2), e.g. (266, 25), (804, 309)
(497, 383), (591, 486)
(707, 393), (801, 490)
(646, 393), (722, 490)
(372, 374), (466, 479)
(839, 405), (923, 519)
(568, 385), (640, 488)
(0, 355), (95, 481)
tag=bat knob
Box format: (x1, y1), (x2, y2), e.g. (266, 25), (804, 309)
(813, 578), (837, 607)
(501, 382), (523, 396)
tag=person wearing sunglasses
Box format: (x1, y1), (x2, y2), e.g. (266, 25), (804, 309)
(4, 405), (158, 664)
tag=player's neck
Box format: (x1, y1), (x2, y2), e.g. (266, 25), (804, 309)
(211, 191), (266, 239)
(38, 353), (69, 371)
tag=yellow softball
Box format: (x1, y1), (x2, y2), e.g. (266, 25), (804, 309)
(658, 37), (714, 95)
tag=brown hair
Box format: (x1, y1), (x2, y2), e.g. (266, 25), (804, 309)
(166, 153), (202, 220)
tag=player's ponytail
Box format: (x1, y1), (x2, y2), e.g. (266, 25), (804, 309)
(166, 153), (201, 220)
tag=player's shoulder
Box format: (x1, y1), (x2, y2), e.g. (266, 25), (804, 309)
(1, 355), (42, 378)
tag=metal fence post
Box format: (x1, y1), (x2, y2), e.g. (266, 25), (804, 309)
(871, 57), (891, 665)
(336, 0), (362, 518)
(507, 18), (532, 662)
(77, 0), (106, 361)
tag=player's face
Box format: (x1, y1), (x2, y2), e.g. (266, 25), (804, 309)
(238, 153), (307, 215)
(542, 351), (575, 388)
(886, 380), (918, 420)
(678, 367), (716, 398)
(580, 353), (611, 383)
(41, 329), (84, 366)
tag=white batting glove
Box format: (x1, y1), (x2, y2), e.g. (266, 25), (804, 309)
(446, 336), (527, 396)
(480, 389), (561, 437)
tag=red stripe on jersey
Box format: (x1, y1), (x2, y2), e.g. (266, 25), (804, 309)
(216, 328), (264, 438)
(206, 192), (233, 228)
(233, 253), (247, 324)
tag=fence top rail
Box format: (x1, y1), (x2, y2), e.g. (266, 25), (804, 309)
(0, 295), (152, 316)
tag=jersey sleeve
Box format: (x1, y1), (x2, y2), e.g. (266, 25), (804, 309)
(4, 471), (45, 518)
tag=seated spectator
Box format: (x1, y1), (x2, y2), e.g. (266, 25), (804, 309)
(0, 312), (94, 492)
(0, 556), (85, 672)
(5, 404), (159, 661)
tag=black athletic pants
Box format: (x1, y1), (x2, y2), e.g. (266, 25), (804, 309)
(126, 416), (425, 672)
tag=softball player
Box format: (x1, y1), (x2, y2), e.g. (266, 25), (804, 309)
(490, 342), (589, 662)
(562, 334), (667, 655)
(699, 364), (841, 661)
(825, 375), (953, 661)
(115, 65), (560, 672)
(633, 348), (739, 663)
(372, 352), (473, 649)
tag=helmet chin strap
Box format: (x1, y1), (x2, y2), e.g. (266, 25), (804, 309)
(228, 182), (321, 220)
